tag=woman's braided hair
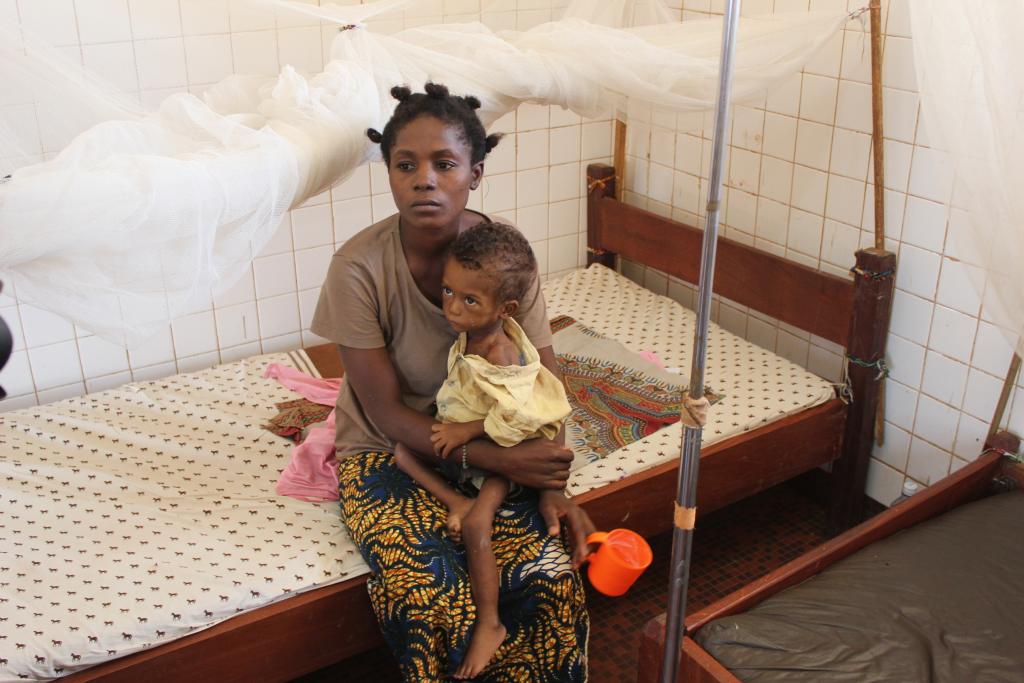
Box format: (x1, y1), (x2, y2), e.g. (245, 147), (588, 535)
(366, 83), (502, 165)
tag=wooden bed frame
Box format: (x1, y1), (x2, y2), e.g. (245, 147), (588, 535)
(63, 164), (895, 682)
(635, 431), (1023, 683)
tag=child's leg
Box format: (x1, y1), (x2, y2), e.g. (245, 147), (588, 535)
(455, 475), (510, 679)
(393, 443), (473, 540)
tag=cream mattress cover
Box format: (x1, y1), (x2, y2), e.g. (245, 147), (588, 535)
(0, 351), (365, 682)
(543, 265), (836, 496)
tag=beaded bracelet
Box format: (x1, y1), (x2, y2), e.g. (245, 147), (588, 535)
(461, 443), (469, 470)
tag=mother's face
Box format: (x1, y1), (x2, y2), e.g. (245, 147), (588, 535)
(387, 115), (484, 232)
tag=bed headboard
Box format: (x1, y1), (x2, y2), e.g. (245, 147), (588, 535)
(586, 163), (856, 348)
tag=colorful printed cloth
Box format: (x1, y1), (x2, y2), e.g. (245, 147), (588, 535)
(551, 316), (720, 470)
(339, 451), (589, 682)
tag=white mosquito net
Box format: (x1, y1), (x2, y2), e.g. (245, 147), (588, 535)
(0, 0), (861, 346)
(910, 1), (1024, 361)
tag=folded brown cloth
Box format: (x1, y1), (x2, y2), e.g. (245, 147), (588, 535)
(262, 398), (333, 443)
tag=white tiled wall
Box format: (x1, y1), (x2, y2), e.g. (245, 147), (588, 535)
(0, 0), (609, 411)
(4, 0), (1016, 509)
(619, 0), (1021, 505)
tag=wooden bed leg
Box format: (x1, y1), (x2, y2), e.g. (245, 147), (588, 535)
(637, 614), (742, 683)
(586, 162), (617, 269)
(637, 614), (669, 683)
(828, 247), (896, 534)
(988, 431), (1024, 491)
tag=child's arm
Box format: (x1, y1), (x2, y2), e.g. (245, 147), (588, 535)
(393, 443), (467, 512)
(431, 420), (486, 459)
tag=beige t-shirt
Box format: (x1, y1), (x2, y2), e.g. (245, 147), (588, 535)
(310, 212), (554, 459)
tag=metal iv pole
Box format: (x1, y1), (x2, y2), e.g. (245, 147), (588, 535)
(659, 1), (741, 680)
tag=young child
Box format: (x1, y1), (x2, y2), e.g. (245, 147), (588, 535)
(394, 221), (572, 679)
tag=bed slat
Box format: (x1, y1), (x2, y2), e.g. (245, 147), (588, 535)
(586, 163), (855, 347)
(65, 576), (380, 683)
(572, 399), (845, 537)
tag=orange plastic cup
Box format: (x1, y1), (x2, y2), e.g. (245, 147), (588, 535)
(585, 529), (653, 597)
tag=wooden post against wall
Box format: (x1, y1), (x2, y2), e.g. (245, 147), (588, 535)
(869, 0), (885, 249)
(613, 119), (627, 201)
(829, 248), (897, 533)
(584, 119), (627, 269)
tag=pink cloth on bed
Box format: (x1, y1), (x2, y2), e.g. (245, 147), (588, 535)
(264, 363), (343, 502)
(263, 363), (341, 406)
(639, 350), (666, 368)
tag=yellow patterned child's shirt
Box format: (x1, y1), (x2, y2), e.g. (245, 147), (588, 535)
(436, 318), (571, 446)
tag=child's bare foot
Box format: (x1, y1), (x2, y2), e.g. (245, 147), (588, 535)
(446, 496), (475, 543)
(455, 620), (506, 679)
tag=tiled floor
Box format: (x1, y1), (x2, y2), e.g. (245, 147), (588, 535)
(296, 479), (833, 682)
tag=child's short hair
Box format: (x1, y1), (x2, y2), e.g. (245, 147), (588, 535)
(448, 222), (537, 303)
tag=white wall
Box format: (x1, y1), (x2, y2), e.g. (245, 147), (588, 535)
(619, 0), (1021, 505)
(4, 0), (1017, 509)
(0, 0), (612, 409)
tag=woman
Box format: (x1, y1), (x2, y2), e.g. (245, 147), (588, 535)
(311, 83), (593, 681)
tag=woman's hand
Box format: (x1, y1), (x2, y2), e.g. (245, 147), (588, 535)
(486, 437), (573, 490)
(538, 490), (596, 569)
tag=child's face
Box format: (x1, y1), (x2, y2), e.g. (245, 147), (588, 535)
(441, 257), (514, 334)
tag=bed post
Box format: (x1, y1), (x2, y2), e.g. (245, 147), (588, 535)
(828, 0), (897, 533)
(829, 247), (896, 533)
(586, 162), (617, 269)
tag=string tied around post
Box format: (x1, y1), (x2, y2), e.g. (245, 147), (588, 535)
(846, 354), (889, 380)
(672, 393), (709, 530)
(984, 445), (1023, 464)
(850, 265), (895, 280)
(586, 175), (620, 194)
(679, 391), (710, 429)
(845, 354), (888, 445)
(835, 374), (854, 405)
(848, 5), (870, 60)
(848, 5), (871, 21)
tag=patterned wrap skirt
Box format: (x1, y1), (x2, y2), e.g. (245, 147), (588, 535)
(338, 451), (590, 681)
